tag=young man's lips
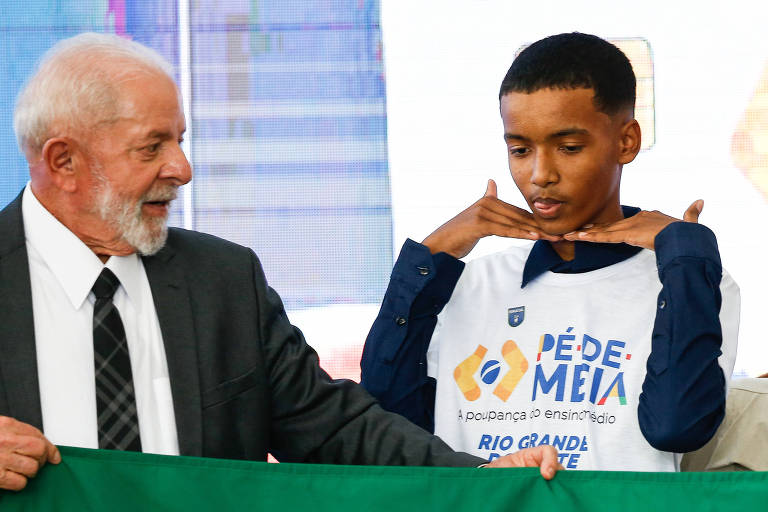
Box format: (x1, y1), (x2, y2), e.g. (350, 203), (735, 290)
(532, 198), (564, 218)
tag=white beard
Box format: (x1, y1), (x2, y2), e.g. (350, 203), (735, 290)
(91, 170), (177, 256)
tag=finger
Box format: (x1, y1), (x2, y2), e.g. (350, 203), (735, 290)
(563, 229), (628, 244)
(475, 210), (560, 242)
(477, 207), (546, 234)
(0, 416), (45, 438)
(566, 217), (635, 235)
(479, 196), (536, 222)
(562, 217), (636, 239)
(47, 443), (61, 465)
(0, 416), (58, 470)
(477, 199), (561, 241)
(573, 221), (610, 231)
(494, 225), (548, 241)
(683, 199), (703, 223)
(0, 467), (28, 491)
(536, 445), (561, 480)
(1, 452), (41, 478)
(12, 435), (50, 468)
(484, 179), (498, 199)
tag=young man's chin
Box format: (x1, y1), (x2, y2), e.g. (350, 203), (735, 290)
(535, 219), (580, 237)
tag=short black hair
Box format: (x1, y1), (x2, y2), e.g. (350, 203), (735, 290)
(499, 32), (636, 115)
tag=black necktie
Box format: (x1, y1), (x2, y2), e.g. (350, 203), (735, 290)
(92, 268), (142, 451)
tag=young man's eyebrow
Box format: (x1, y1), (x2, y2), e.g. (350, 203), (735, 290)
(548, 128), (589, 139)
(504, 128), (590, 142)
(503, 133), (528, 142)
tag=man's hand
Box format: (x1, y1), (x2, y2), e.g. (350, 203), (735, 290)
(0, 416), (61, 491)
(422, 180), (561, 258)
(562, 200), (703, 250)
(484, 445), (563, 480)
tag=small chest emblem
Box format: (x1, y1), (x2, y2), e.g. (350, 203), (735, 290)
(508, 306), (525, 327)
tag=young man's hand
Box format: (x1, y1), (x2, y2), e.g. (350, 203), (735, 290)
(422, 179), (562, 258)
(484, 445), (564, 480)
(562, 200), (703, 250)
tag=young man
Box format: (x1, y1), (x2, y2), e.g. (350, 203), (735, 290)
(360, 32), (739, 471)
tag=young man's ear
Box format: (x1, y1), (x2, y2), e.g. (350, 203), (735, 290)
(617, 118), (642, 165)
(41, 137), (78, 193)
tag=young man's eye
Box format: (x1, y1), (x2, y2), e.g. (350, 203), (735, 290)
(560, 145), (583, 153)
(509, 146), (529, 157)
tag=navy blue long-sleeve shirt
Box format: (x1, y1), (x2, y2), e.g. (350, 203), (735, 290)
(360, 208), (735, 453)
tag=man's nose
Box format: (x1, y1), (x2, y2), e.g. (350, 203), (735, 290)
(160, 144), (192, 185)
(530, 151), (559, 187)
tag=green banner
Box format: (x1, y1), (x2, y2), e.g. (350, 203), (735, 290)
(2, 446), (767, 511)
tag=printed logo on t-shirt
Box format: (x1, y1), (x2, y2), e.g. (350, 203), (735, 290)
(452, 326), (631, 406)
(448, 326), (634, 469)
(453, 341), (528, 402)
(508, 306), (525, 327)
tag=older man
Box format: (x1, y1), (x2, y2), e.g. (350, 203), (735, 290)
(0, 33), (560, 491)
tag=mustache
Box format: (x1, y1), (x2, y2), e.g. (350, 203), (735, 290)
(141, 185), (178, 203)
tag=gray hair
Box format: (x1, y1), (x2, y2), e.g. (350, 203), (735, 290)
(13, 32), (175, 158)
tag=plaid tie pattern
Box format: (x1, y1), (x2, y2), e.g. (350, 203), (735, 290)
(92, 268), (142, 452)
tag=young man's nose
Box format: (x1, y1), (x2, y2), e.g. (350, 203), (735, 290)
(529, 152), (559, 187)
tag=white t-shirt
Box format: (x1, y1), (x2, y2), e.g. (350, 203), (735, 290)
(427, 244), (739, 471)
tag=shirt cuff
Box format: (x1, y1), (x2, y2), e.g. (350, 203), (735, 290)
(391, 238), (436, 283)
(654, 222), (721, 270)
(429, 250), (465, 304)
(390, 239), (465, 317)
(393, 238), (464, 283)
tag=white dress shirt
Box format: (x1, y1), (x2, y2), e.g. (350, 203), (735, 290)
(22, 184), (179, 455)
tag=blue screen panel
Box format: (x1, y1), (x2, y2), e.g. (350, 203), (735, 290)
(189, 0), (391, 308)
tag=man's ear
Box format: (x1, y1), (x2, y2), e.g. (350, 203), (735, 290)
(617, 118), (642, 165)
(41, 137), (78, 193)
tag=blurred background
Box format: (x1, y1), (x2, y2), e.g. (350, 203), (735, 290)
(1, 0), (766, 379)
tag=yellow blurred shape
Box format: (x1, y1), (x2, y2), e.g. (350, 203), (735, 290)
(732, 61), (768, 199)
(611, 38), (655, 150)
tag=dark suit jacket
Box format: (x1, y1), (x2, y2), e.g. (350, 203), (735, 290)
(0, 193), (482, 466)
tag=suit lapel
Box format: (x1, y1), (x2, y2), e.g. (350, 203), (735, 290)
(143, 242), (203, 456)
(0, 194), (43, 429)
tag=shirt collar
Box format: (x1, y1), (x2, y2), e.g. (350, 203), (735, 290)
(521, 206), (643, 288)
(22, 184), (143, 309)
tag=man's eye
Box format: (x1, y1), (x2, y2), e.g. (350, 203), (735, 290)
(509, 147), (529, 157)
(560, 145), (583, 153)
(144, 143), (161, 153)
